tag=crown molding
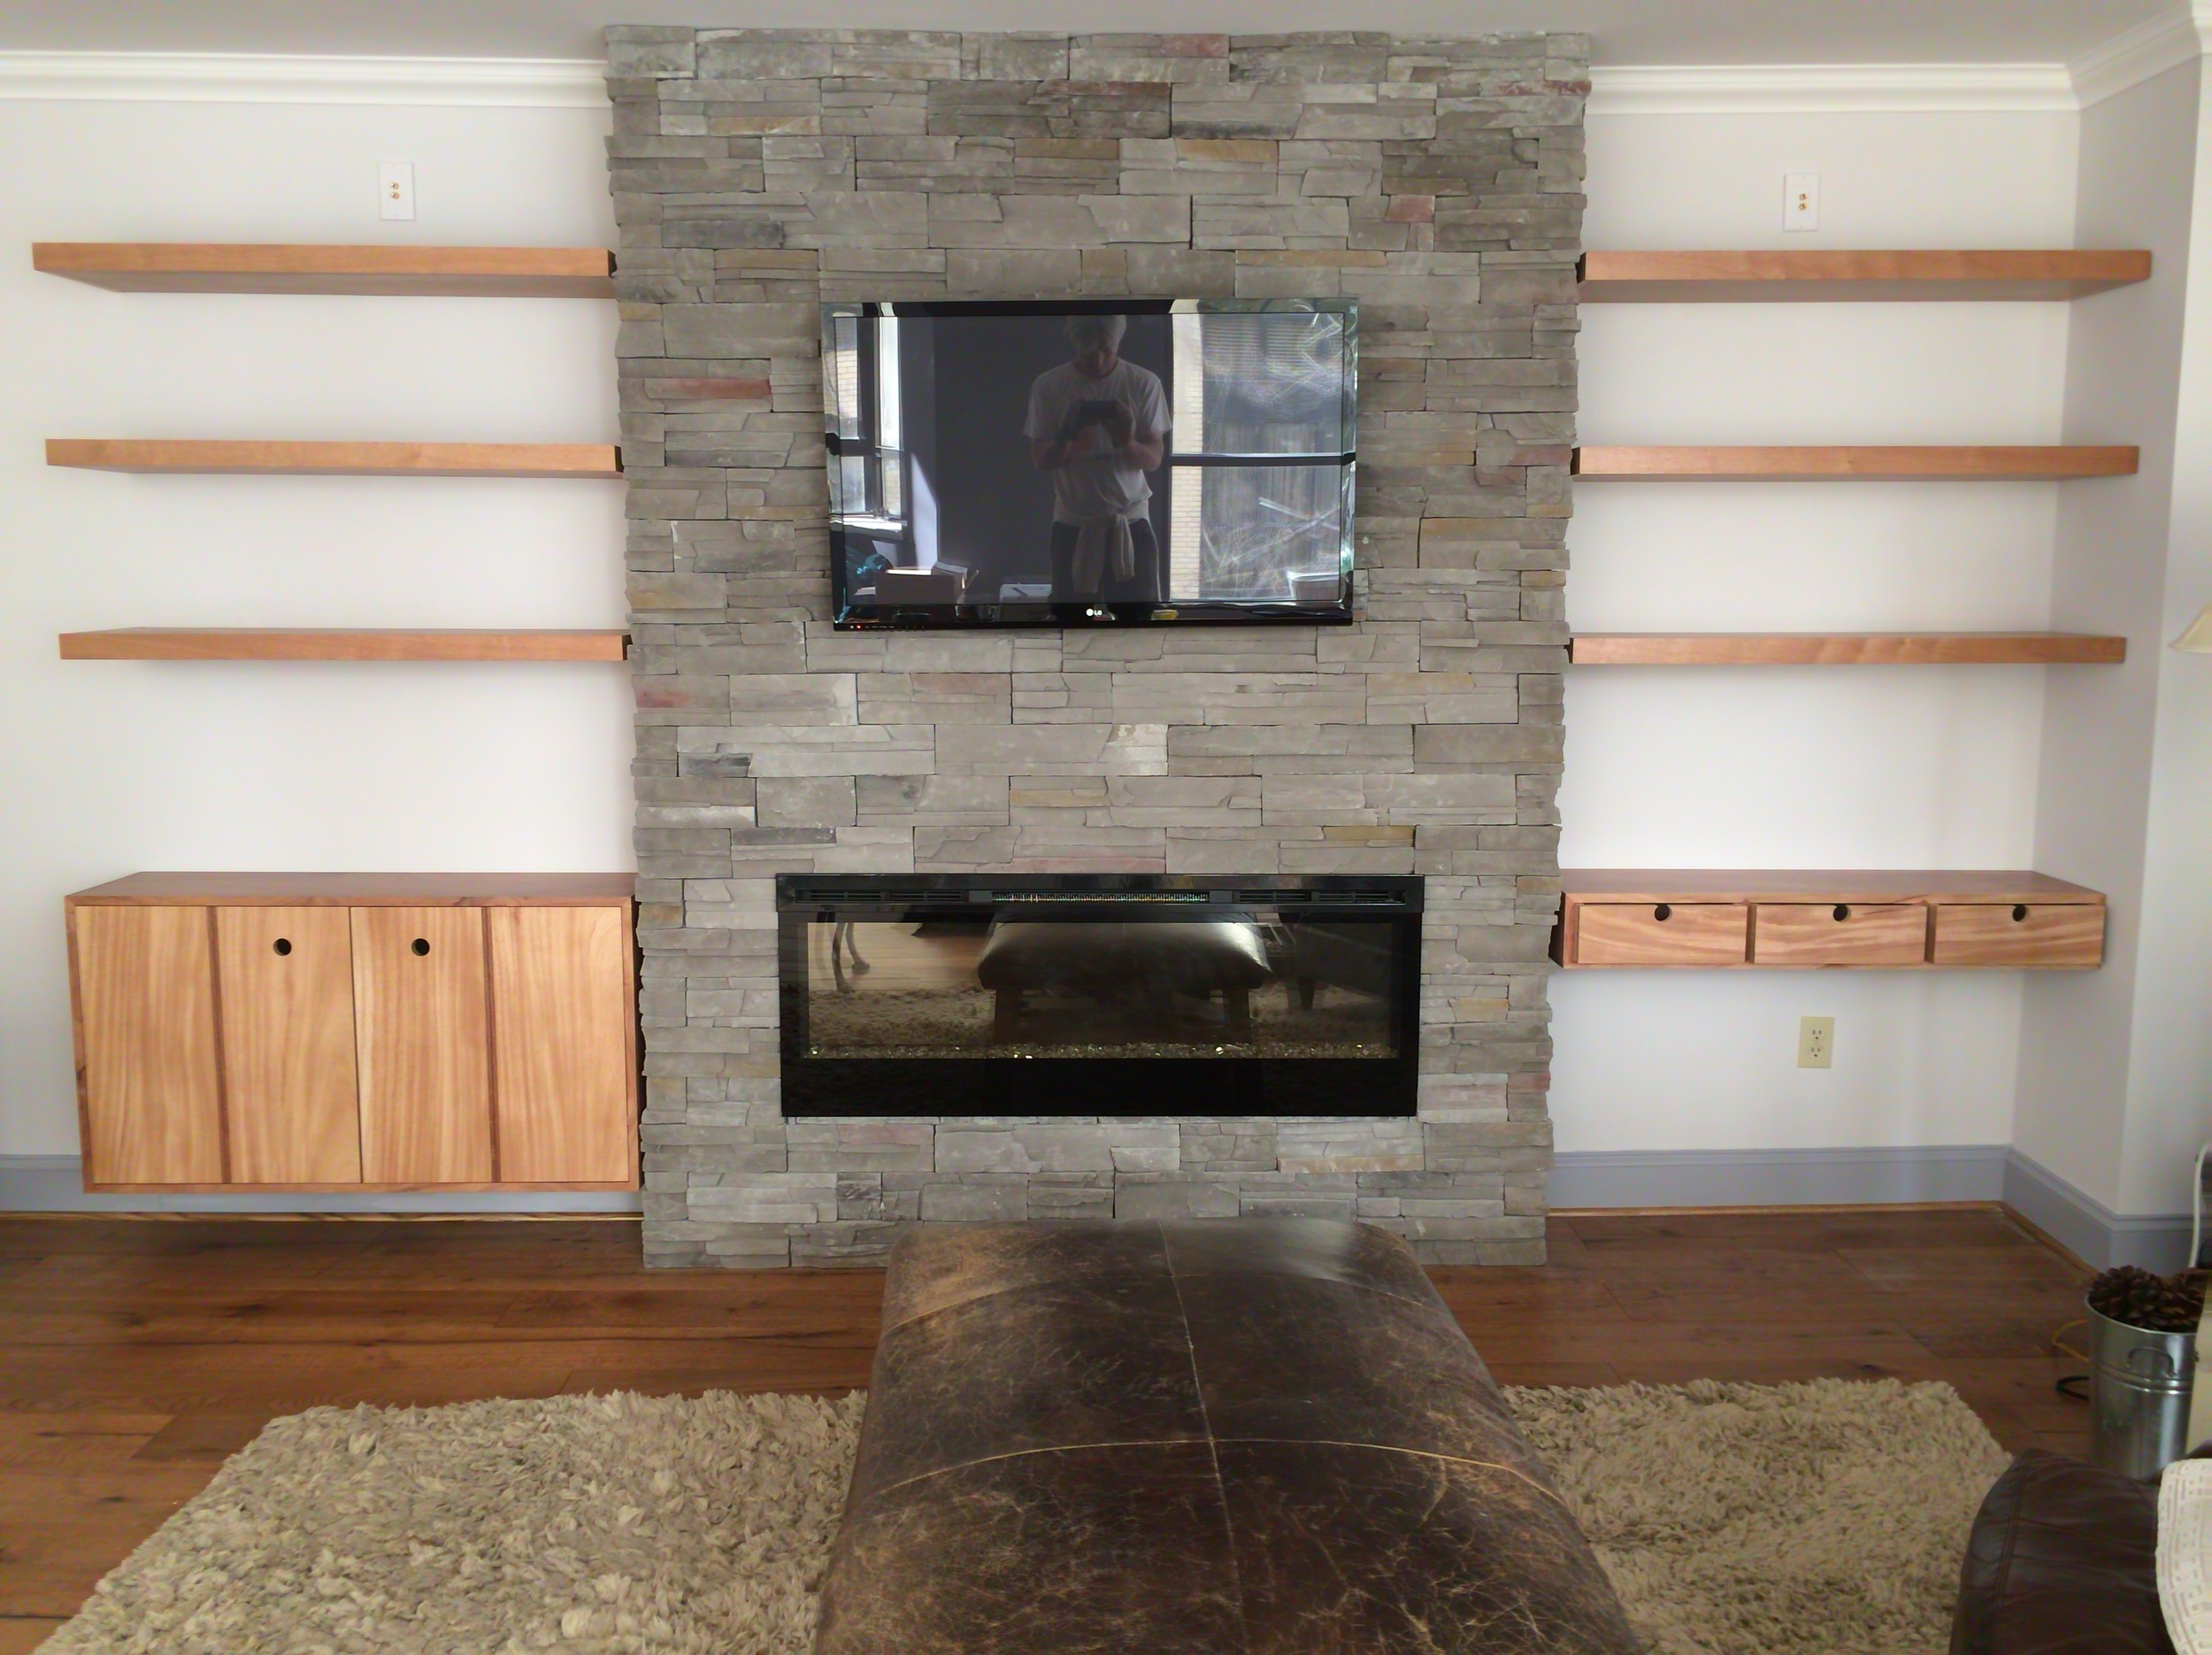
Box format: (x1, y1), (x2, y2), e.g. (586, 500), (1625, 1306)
(2070, 4), (2212, 108)
(1587, 62), (2077, 117)
(0, 51), (608, 107)
(0, 21), (2202, 119)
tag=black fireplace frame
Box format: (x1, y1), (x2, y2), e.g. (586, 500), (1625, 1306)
(775, 873), (1421, 1120)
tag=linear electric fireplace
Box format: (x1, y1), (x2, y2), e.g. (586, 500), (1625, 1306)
(777, 874), (1420, 1120)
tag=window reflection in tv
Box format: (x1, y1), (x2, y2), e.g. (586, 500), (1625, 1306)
(823, 299), (1356, 628)
(801, 917), (1399, 1059)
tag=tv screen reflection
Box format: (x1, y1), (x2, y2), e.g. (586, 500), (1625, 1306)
(824, 300), (1356, 627)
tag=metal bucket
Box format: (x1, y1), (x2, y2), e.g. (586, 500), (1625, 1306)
(2088, 1303), (2197, 1480)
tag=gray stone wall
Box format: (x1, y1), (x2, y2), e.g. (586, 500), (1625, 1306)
(604, 27), (1586, 1267)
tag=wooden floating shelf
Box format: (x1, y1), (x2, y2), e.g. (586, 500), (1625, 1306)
(1554, 870), (2107, 971)
(47, 439), (621, 479)
(1571, 633), (2126, 666)
(1580, 250), (2152, 303)
(1573, 445), (2139, 481)
(59, 629), (629, 663)
(34, 242), (617, 297)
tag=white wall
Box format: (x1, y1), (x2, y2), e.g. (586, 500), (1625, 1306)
(2006, 57), (2212, 1229)
(2123, 59), (2212, 1216)
(1555, 110), (2083, 1154)
(0, 95), (629, 1158)
(1, 79), (2191, 1206)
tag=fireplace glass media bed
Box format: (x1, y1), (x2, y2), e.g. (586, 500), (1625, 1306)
(776, 874), (1420, 1118)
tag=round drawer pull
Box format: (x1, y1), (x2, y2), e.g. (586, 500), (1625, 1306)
(2011, 904), (2030, 923)
(411, 937), (431, 957)
(1832, 904), (1851, 922)
(272, 937), (292, 957)
(1654, 903), (1672, 922)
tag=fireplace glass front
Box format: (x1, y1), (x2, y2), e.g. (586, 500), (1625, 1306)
(777, 874), (1419, 1118)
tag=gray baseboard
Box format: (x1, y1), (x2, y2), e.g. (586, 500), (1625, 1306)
(0, 1155), (642, 1216)
(2001, 1148), (2193, 1272)
(1, 1145), (2185, 1267)
(1553, 1143), (2193, 1272)
(1551, 1144), (2010, 1209)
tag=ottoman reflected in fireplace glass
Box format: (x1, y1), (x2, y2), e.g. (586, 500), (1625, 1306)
(777, 875), (1420, 1119)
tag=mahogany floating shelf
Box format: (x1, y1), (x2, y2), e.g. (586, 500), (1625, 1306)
(1570, 633), (2127, 666)
(33, 242), (616, 298)
(1579, 250), (2152, 303)
(46, 439), (621, 479)
(59, 629), (629, 663)
(1572, 445), (2139, 481)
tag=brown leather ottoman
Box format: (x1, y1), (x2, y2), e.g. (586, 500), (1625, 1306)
(815, 1219), (1639, 1654)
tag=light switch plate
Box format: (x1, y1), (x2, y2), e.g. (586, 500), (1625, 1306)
(1784, 172), (1819, 232)
(379, 161), (416, 222)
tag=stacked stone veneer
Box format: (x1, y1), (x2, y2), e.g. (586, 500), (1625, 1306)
(605, 27), (1585, 1267)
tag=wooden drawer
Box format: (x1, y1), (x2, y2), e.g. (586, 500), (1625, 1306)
(1575, 903), (1749, 967)
(1931, 902), (2105, 968)
(1753, 903), (1928, 967)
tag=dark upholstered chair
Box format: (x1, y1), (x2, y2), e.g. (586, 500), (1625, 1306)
(1953, 1447), (2177, 1655)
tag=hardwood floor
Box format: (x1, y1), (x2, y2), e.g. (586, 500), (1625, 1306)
(0, 1205), (2091, 1650)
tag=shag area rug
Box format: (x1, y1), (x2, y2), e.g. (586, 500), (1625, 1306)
(42, 1378), (2009, 1655)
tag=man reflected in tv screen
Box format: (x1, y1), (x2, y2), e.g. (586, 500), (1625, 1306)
(1023, 314), (1170, 620)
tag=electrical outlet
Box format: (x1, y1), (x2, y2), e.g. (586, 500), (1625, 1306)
(1798, 1015), (1835, 1069)
(1784, 172), (1819, 232)
(379, 161), (416, 222)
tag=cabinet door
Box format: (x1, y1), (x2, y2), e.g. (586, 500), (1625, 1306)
(215, 907), (362, 1184)
(72, 905), (224, 1185)
(489, 906), (637, 1184)
(350, 907), (493, 1184)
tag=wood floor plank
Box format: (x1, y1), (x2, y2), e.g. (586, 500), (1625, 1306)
(1840, 1244), (2090, 1286)
(134, 1413), (270, 1466)
(0, 1412), (167, 1469)
(0, 1465), (210, 1615)
(0, 1619), (65, 1655)
(1564, 1207), (2040, 1251)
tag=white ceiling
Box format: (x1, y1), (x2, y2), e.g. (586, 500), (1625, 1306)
(0, 0), (2185, 70)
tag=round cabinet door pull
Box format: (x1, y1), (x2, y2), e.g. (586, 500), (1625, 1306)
(411, 937), (431, 957)
(1832, 904), (1851, 922)
(272, 937), (292, 956)
(1654, 904), (1673, 922)
(2011, 904), (2030, 923)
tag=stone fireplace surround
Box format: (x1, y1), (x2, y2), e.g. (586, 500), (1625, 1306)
(606, 26), (1585, 1266)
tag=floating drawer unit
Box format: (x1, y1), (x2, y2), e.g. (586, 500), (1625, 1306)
(1553, 872), (2107, 971)
(65, 874), (640, 1191)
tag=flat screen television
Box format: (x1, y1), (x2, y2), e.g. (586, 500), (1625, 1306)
(822, 298), (1356, 628)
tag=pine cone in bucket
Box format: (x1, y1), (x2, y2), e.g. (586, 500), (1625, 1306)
(2087, 1265), (2209, 1332)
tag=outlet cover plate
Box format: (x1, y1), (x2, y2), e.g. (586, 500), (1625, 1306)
(380, 160), (416, 222)
(1785, 171), (1819, 232)
(1798, 1015), (1835, 1069)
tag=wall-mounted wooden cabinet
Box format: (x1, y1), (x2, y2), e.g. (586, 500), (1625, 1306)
(1553, 871), (2107, 971)
(65, 874), (638, 1191)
